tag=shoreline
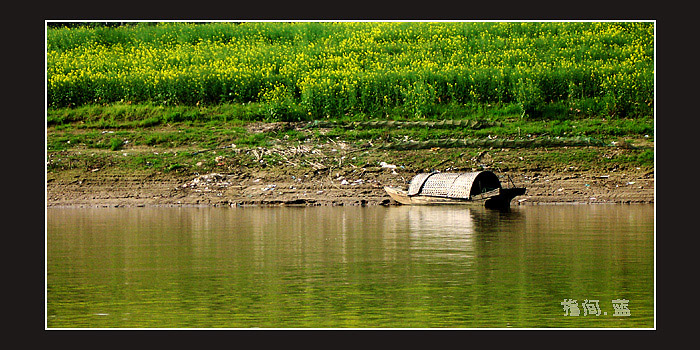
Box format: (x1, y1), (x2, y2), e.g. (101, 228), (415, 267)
(46, 167), (654, 208)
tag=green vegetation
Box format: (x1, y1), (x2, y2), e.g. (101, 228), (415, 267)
(46, 22), (654, 176)
(109, 137), (124, 151)
(48, 22), (653, 119)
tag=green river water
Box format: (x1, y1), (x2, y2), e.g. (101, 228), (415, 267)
(46, 205), (654, 328)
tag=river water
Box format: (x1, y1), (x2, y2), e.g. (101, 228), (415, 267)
(46, 204), (654, 328)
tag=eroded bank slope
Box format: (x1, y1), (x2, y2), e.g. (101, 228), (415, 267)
(46, 142), (654, 208)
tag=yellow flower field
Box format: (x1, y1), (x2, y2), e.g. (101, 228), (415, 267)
(47, 22), (654, 119)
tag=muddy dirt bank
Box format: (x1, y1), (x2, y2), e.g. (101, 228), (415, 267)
(46, 166), (654, 208)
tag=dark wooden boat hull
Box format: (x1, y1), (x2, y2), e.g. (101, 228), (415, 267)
(484, 187), (527, 209)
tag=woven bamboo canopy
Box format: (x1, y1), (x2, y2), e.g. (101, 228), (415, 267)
(407, 171), (502, 200)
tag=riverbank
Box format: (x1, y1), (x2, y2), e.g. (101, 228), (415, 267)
(47, 116), (655, 208)
(46, 141), (654, 208)
(46, 171), (654, 208)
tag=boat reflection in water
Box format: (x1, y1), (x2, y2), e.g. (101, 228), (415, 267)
(383, 205), (525, 261)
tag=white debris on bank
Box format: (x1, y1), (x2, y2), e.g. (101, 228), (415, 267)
(181, 173), (233, 192)
(380, 161), (397, 169)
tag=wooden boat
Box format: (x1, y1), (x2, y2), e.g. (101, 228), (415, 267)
(384, 171), (526, 209)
